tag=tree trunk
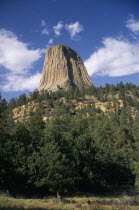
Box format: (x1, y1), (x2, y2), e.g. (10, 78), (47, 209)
(57, 191), (62, 202)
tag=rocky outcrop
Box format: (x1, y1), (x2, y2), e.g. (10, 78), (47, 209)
(12, 102), (38, 122)
(75, 100), (124, 113)
(38, 45), (92, 92)
(12, 98), (124, 122)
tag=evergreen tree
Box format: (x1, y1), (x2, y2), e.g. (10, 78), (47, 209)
(26, 109), (45, 151)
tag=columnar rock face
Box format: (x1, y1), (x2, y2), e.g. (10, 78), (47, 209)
(38, 45), (92, 92)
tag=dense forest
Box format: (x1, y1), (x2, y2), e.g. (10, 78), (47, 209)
(0, 82), (139, 197)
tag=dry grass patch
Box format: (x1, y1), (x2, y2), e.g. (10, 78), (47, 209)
(0, 193), (139, 209)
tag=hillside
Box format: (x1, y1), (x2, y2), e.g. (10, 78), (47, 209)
(0, 82), (139, 197)
(10, 82), (139, 122)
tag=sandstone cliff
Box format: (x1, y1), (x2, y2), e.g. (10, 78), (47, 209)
(38, 45), (92, 92)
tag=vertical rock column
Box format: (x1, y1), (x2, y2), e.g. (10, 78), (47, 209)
(38, 45), (92, 92)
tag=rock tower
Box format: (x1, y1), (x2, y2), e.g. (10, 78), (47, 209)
(38, 45), (92, 92)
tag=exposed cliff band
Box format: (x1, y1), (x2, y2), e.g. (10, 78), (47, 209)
(38, 45), (92, 92)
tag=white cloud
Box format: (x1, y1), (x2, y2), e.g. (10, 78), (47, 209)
(0, 29), (44, 91)
(65, 21), (83, 39)
(2, 73), (42, 92)
(126, 15), (139, 34)
(41, 28), (49, 35)
(53, 21), (63, 36)
(48, 38), (53, 44)
(40, 20), (49, 35)
(41, 20), (46, 26)
(84, 37), (139, 77)
(0, 29), (43, 73)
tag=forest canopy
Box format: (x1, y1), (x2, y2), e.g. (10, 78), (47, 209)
(0, 82), (139, 196)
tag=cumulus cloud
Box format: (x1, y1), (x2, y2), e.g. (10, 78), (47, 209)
(0, 29), (43, 73)
(84, 37), (139, 77)
(48, 38), (53, 44)
(65, 21), (83, 39)
(53, 21), (63, 36)
(0, 29), (44, 91)
(126, 15), (139, 34)
(2, 73), (42, 92)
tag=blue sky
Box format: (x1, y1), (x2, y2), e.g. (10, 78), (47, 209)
(0, 0), (139, 101)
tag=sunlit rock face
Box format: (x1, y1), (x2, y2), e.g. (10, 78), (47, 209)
(38, 45), (92, 92)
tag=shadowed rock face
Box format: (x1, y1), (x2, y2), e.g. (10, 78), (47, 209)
(38, 45), (92, 92)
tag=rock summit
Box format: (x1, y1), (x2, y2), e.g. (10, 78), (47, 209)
(38, 45), (92, 92)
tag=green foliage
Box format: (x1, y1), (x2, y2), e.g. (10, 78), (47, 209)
(1, 83), (139, 195)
